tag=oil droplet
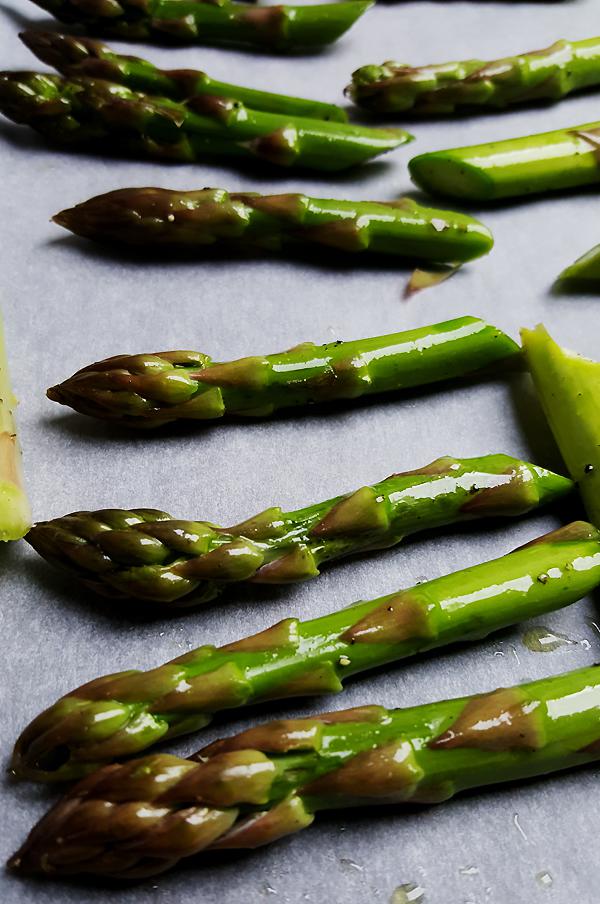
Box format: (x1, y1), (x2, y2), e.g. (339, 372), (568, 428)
(339, 857), (364, 873)
(459, 866), (480, 876)
(536, 871), (553, 888)
(338, 655), (351, 667)
(390, 884), (425, 904)
(522, 626), (575, 653)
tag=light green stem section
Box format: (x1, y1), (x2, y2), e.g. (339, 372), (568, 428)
(409, 120), (600, 201)
(558, 244), (600, 283)
(521, 324), (600, 527)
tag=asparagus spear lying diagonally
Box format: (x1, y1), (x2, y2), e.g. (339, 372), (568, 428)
(522, 325), (600, 527)
(11, 662), (600, 878)
(13, 522), (600, 783)
(52, 188), (494, 264)
(0, 73), (410, 172)
(27, 0), (372, 51)
(47, 316), (520, 428)
(25, 455), (572, 605)
(349, 37), (600, 114)
(20, 31), (348, 122)
(0, 313), (31, 541)
(409, 120), (600, 201)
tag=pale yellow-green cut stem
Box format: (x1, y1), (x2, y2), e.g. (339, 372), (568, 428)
(0, 313), (31, 541)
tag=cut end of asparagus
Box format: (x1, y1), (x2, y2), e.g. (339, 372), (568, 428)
(557, 243), (600, 285)
(409, 152), (495, 202)
(521, 324), (600, 528)
(0, 317), (31, 542)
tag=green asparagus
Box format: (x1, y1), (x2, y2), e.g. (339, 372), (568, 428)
(20, 31), (348, 122)
(349, 37), (600, 114)
(11, 662), (600, 877)
(27, 0), (372, 51)
(0, 314), (31, 541)
(521, 325), (600, 527)
(25, 454), (572, 604)
(52, 187), (494, 264)
(409, 120), (600, 201)
(13, 522), (600, 782)
(47, 316), (519, 428)
(557, 244), (600, 283)
(0, 72), (410, 172)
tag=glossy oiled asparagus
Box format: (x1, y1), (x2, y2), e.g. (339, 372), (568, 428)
(0, 314), (31, 541)
(53, 187), (494, 264)
(521, 325), (600, 527)
(350, 37), (600, 114)
(27, 0), (372, 51)
(0, 72), (410, 171)
(11, 663), (600, 877)
(13, 522), (600, 782)
(21, 31), (348, 122)
(47, 317), (519, 428)
(25, 454), (572, 605)
(409, 120), (600, 201)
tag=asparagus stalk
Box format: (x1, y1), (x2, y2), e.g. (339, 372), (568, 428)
(26, 0), (372, 51)
(11, 661), (600, 877)
(13, 522), (600, 783)
(557, 244), (600, 284)
(0, 314), (31, 541)
(349, 37), (600, 114)
(25, 454), (572, 605)
(52, 187), (494, 264)
(0, 72), (410, 172)
(521, 325), (600, 527)
(409, 120), (600, 201)
(47, 316), (519, 428)
(20, 31), (348, 122)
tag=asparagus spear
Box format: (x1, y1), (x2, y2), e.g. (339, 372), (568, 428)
(0, 72), (410, 172)
(12, 661), (600, 877)
(47, 316), (519, 428)
(25, 454), (572, 604)
(349, 37), (600, 114)
(521, 325), (600, 527)
(557, 244), (600, 284)
(0, 314), (31, 541)
(13, 522), (600, 783)
(27, 0), (372, 51)
(52, 187), (494, 264)
(20, 31), (348, 122)
(409, 120), (600, 201)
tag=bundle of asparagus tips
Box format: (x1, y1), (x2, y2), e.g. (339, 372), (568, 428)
(0, 70), (410, 172)
(26, 0), (373, 51)
(11, 663), (600, 878)
(20, 31), (349, 122)
(13, 521), (600, 782)
(46, 316), (520, 428)
(52, 188), (494, 264)
(25, 454), (572, 605)
(349, 36), (600, 114)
